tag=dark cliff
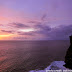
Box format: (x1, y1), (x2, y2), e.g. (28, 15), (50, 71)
(64, 35), (72, 69)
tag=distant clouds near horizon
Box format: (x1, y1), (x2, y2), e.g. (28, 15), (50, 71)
(0, 0), (72, 40)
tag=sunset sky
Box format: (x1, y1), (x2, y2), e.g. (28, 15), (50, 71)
(0, 0), (72, 40)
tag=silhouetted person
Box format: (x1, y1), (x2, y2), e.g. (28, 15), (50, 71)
(64, 35), (72, 69)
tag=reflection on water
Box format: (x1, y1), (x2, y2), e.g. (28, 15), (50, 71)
(0, 40), (69, 72)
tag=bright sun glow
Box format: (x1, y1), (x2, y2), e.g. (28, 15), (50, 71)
(19, 28), (35, 32)
(0, 34), (13, 37)
(0, 34), (13, 40)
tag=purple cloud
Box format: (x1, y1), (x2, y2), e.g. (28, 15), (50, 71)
(47, 25), (72, 40)
(10, 23), (29, 28)
(17, 21), (51, 36)
(28, 21), (40, 24)
(35, 24), (51, 31)
(0, 24), (3, 26)
(1, 30), (13, 33)
(20, 24), (72, 40)
(41, 13), (47, 21)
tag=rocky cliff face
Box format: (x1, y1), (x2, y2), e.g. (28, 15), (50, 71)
(64, 35), (72, 69)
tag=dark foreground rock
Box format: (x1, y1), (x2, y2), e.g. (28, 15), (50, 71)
(64, 35), (72, 69)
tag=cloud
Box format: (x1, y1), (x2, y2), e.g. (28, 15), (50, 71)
(10, 23), (29, 28)
(1, 30), (13, 33)
(30, 16), (72, 40)
(0, 13), (71, 40)
(28, 14), (51, 34)
(24, 23), (72, 40)
(6, 13), (72, 40)
(41, 13), (47, 21)
(18, 17), (51, 36)
(35, 24), (51, 31)
(47, 25), (72, 40)
(17, 23), (51, 36)
(28, 13), (47, 24)
(28, 21), (40, 24)
(0, 24), (3, 26)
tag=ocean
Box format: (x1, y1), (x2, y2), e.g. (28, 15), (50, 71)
(0, 40), (69, 72)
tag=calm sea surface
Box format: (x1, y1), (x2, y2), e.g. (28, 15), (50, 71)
(0, 40), (69, 72)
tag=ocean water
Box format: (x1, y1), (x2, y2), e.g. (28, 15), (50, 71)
(0, 40), (69, 72)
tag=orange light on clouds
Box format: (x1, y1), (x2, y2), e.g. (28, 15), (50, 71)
(0, 34), (13, 40)
(0, 34), (13, 37)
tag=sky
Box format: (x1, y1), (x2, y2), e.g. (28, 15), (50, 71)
(0, 0), (72, 40)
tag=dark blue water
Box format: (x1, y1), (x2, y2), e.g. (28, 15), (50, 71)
(0, 40), (69, 72)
